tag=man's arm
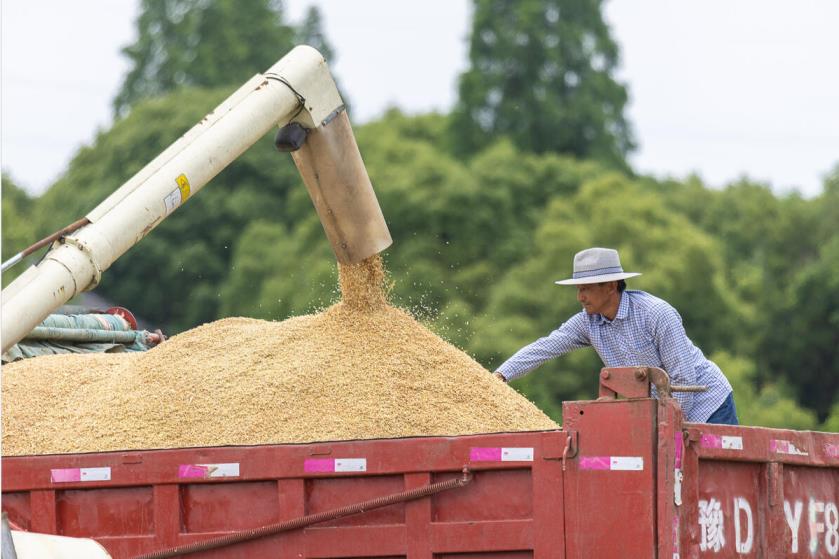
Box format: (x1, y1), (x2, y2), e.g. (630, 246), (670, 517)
(495, 313), (590, 382)
(652, 306), (699, 418)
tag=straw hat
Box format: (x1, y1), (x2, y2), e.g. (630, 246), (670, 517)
(555, 247), (641, 285)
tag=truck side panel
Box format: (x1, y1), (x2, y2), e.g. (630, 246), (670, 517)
(2, 432), (567, 559)
(682, 424), (839, 558)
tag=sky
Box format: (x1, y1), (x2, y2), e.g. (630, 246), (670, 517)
(1, 0), (838, 198)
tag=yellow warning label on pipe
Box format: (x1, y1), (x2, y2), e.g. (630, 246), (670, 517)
(176, 174), (191, 201)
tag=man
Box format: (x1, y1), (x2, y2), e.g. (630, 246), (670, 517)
(494, 247), (738, 425)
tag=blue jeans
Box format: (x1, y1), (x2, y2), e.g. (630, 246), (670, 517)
(705, 392), (739, 425)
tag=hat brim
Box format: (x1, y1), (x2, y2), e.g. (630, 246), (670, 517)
(555, 272), (641, 285)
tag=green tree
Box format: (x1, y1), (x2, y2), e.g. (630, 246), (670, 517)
(696, 180), (819, 295)
(219, 218), (339, 321)
(114, 0), (296, 115)
(816, 164), (839, 243)
(712, 352), (817, 430)
(760, 235), (839, 421)
(450, 0), (634, 167)
(1, 174), (39, 286)
(1, 174), (36, 261)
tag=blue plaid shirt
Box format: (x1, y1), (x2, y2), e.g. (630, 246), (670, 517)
(496, 290), (732, 423)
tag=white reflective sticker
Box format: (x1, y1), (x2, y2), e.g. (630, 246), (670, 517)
(163, 189), (181, 214)
(501, 447), (534, 461)
(721, 436), (744, 450)
(610, 456), (644, 471)
(80, 467), (111, 481)
(771, 439), (808, 456)
(335, 458), (366, 472)
(202, 463), (240, 478)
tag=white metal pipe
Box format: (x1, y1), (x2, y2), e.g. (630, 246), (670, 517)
(1, 46), (341, 353)
(1, 252), (24, 273)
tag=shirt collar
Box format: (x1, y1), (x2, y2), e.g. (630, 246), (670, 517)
(594, 292), (629, 324)
(615, 292), (630, 320)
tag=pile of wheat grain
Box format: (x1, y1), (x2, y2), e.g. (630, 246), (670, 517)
(2, 256), (557, 456)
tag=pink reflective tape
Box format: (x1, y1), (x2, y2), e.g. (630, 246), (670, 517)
(304, 458), (366, 472)
(674, 431), (683, 469)
(50, 467), (110, 483)
(579, 456), (644, 470)
(673, 516), (680, 550)
(825, 444), (839, 458)
(51, 468), (81, 483)
(304, 458), (335, 472)
(470, 447), (502, 461)
(700, 434), (742, 450)
(579, 456), (611, 470)
(179, 465), (209, 478)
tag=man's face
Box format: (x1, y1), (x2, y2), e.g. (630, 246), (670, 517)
(576, 282), (617, 315)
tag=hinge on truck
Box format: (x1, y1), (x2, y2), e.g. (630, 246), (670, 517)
(562, 430), (578, 471)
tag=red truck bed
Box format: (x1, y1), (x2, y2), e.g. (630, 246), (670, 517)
(3, 367), (838, 558)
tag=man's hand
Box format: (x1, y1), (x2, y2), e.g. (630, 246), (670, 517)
(493, 371), (507, 383)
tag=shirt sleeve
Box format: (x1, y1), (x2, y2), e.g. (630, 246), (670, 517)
(651, 305), (698, 418)
(496, 313), (590, 381)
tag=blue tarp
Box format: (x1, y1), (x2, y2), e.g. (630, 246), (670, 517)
(2, 313), (154, 363)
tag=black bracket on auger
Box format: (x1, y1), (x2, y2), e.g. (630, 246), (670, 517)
(274, 122), (309, 152)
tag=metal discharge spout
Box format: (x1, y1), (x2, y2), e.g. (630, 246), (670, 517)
(289, 110), (392, 264)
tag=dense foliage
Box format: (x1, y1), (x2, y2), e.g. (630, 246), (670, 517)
(113, 0), (332, 115)
(450, 0), (634, 167)
(2, 0), (837, 430)
(1, 175), (36, 265)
